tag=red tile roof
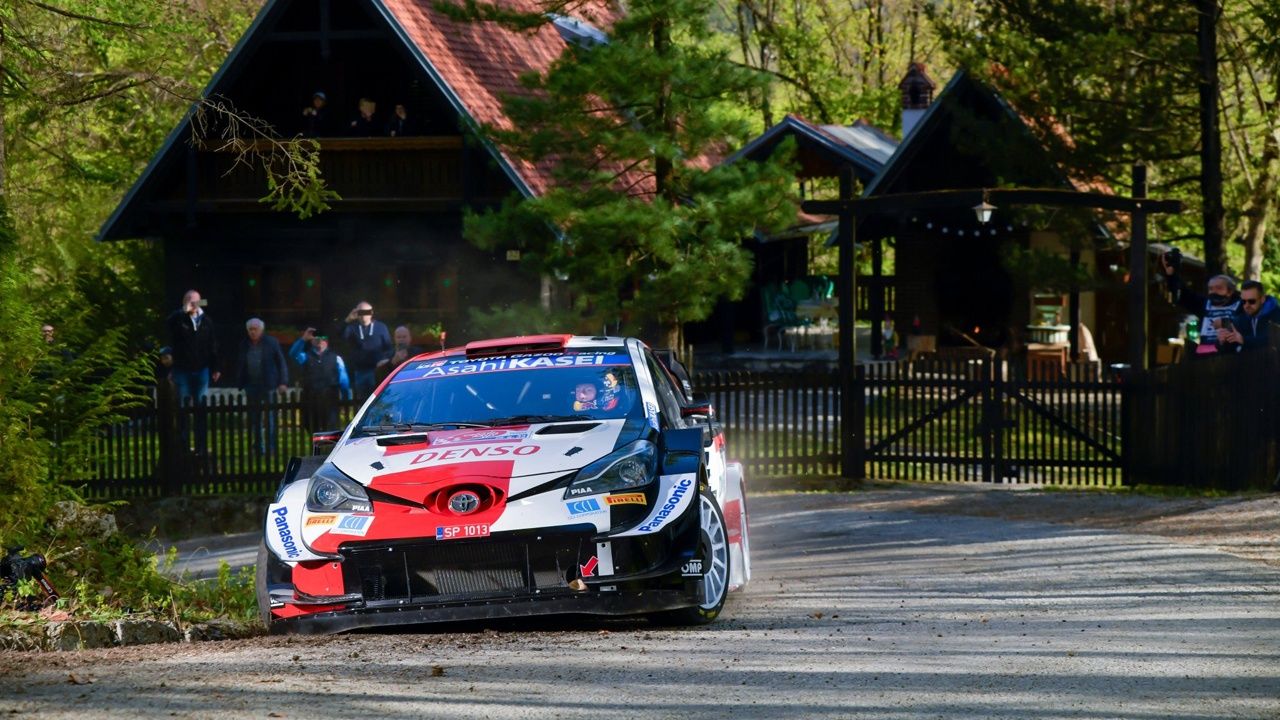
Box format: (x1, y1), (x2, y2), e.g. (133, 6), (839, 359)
(379, 0), (605, 197)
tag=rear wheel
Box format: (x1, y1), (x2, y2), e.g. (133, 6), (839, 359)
(651, 489), (731, 626)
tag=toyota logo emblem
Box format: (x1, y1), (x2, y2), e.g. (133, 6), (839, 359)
(448, 490), (481, 515)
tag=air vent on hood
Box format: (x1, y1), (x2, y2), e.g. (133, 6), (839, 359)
(535, 422), (600, 435)
(376, 434), (430, 446)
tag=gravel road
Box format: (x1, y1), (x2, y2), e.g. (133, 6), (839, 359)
(3, 489), (1278, 719)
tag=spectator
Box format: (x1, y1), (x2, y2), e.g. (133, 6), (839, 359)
(342, 301), (392, 397)
(290, 328), (349, 432)
(166, 289), (220, 453)
(156, 346), (175, 387)
(376, 325), (422, 383)
(385, 103), (417, 137)
(349, 98), (378, 136)
(235, 318), (289, 456)
(1221, 280), (1280, 352)
(301, 91), (329, 137)
(41, 324), (54, 344)
(1160, 255), (1241, 355)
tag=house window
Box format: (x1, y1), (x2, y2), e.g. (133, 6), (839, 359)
(242, 264), (322, 324)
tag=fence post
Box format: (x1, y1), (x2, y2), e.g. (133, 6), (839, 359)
(1120, 369), (1134, 487)
(158, 393), (182, 496)
(851, 364), (867, 480)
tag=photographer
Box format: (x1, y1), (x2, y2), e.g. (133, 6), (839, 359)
(166, 289), (220, 453)
(341, 301), (391, 398)
(290, 328), (350, 432)
(1159, 251), (1241, 356)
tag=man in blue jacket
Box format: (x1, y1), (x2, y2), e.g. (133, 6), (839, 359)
(291, 328), (350, 432)
(1221, 280), (1280, 352)
(235, 318), (289, 455)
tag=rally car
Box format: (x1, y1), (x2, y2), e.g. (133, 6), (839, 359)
(255, 335), (751, 633)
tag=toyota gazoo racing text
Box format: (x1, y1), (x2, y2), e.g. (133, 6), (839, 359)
(256, 335), (751, 633)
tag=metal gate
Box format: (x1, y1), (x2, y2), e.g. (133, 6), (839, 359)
(857, 357), (1125, 486)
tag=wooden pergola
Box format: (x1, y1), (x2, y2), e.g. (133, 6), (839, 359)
(802, 164), (1183, 478)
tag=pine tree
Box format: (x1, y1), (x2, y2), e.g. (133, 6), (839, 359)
(454, 0), (797, 345)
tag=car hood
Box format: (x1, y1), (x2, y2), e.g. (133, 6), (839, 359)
(331, 420), (630, 493)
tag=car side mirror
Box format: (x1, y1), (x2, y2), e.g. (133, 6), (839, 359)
(311, 430), (342, 457)
(681, 392), (714, 419)
(660, 427), (703, 475)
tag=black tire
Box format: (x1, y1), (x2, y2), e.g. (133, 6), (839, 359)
(650, 488), (731, 626)
(254, 541), (275, 631)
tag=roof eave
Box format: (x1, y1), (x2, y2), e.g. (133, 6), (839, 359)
(724, 115), (885, 179)
(97, 0), (289, 242)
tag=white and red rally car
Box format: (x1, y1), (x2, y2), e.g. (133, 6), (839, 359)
(256, 335), (751, 633)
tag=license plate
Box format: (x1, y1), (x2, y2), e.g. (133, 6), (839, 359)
(435, 524), (491, 541)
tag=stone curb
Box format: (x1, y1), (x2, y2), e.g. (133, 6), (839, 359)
(0, 618), (260, 652)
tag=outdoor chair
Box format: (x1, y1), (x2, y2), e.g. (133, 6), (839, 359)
(764, 293), (808, 351)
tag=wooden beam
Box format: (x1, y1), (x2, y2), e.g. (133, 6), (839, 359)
(803, 187), (1182, 217)
(1128, 165), (1149, 371)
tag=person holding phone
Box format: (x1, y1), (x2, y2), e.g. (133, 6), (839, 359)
(166, 289), (220, 453)
(1159, 253), (1241, 356)
(1221, 280), (1280, 352)
(290, 327), (350, 432)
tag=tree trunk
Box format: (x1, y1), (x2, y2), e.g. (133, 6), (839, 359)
(653, 16), (674, 203)
(1197, 0), (1226, 275)
(1241, 120), (1278, 281)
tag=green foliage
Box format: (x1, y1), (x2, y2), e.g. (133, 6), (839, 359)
(457, 0), (798, 341)
(0, 193), (210, 621)
(466, 303), (601, 338)
(935, 0), (1280, 281)
(725, 0), (968, 131)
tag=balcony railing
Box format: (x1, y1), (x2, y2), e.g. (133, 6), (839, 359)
(174, 136), (494, 206)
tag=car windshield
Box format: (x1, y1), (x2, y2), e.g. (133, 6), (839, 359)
(354, 350), (641, 435)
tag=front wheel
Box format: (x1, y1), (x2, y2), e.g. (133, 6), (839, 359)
(254, 542), (276, 630)
(651, 489), (731, 626)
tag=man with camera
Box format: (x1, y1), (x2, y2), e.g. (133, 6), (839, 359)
(166, 289), (220, 452)
(1159, 250), (1242, 356)
(341, 301), (392, 398)
(290, 327), (350, 432)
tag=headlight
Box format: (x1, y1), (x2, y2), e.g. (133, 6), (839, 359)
(306, 464), (371, 513)
(564, 440), (657, 498)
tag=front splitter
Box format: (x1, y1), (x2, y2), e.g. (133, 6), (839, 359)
(270, 588), (700, 635)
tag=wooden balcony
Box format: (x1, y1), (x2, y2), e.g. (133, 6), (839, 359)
(165, 136), (507, 210)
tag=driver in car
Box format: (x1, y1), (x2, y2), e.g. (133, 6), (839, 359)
(573, 381), (599, 411)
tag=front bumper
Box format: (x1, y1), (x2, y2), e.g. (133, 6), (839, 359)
(266, 491), (703, 633)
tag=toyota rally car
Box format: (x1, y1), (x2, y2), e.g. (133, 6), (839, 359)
(256, 335), (751, 634)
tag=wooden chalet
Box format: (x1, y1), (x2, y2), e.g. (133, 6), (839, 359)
(99, 0), (597, 352)
(857, 67), (1198, 364)
(695, 114), (897, 350)
(729, 64), (1197, 365)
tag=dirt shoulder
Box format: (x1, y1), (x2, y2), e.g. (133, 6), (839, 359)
(825, 482), (1280, 567)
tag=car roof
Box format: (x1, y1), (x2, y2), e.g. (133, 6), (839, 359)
(405, 335), (635, 365)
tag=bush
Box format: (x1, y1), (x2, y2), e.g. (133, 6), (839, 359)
(0, 199), (254, 624)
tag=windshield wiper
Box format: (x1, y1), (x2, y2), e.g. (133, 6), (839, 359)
(478, 414), (595, 427)
(356, 421), (490, 437)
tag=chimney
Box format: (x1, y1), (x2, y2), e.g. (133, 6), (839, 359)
(899, 62), (936, 138)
